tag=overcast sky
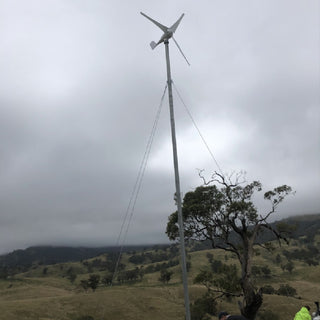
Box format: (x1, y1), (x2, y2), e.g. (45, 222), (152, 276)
(0, 0), (319, 254)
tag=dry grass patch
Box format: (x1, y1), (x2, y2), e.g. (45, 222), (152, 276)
(0, 286), (186, 320)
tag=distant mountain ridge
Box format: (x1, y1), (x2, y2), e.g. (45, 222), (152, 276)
(190, 213), (320, 251)
(257, 213), (320, 242)
(282, 213), (320, 237)
(0, 244), (162, 269)
(0, 214), (319, 268)
(0, 246), (115, 268)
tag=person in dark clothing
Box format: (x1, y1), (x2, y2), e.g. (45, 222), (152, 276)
(218, 311), (248, 320)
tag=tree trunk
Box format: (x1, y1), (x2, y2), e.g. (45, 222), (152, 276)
(240, 240), (263, 320)
(241, 287), (263, 320)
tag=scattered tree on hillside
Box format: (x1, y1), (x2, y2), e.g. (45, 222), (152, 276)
(260, 265), (271, 278)
(305, 258), (319, 266)
(116, 267), (143, 284)
(166, 171), (293, 320)
(66, 267), (77, 283)
(80, 280), (90, 292)
(80, 275), (100, 292)
(276, 284), (297, 297)
(101, 274), (113, 286)
(282, 245), (319, 266)
(261, 285), (276, 294)
(159, 269), (173, 284)
(282, 261), (294, 274)
(128, 249), (179, 265)
(275, 254), (282, 264)
(68, 272), (77, 284)
(0, 267), (8, 280)
(88, 274), (100, 291)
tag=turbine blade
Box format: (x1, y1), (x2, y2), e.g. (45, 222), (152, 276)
(172, 36), (190, 66)
(170, 13), (185, 33)
(140, 12), (168, 33)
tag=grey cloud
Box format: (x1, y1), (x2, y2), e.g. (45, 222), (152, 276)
(0, 0), (318, 254)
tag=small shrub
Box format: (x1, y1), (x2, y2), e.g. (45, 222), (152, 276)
(42, 267), (48, 275)
(261, 265), (271, 276)
(275, 254), (282, 264)
(252, 265), (261, 276)
(190, 294), (217, 320)
(80, 280), (89, 292)
(261, 285), (276, 294)
(88, 274), (100, 291)
(277, 284), (297, 297)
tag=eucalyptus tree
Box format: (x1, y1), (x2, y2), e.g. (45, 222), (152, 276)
(166, 172), (293, 320)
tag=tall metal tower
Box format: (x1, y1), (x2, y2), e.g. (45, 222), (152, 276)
(141, 12), (191, 320)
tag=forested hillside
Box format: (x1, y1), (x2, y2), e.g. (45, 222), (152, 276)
(0, 214), (319, 320)
(0, 214), (319, 276)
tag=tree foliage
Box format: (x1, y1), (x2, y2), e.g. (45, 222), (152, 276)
(281, 261), (295, 274)
(166, 172), (293, 320)
(194, 259), (242, 299)
(276, 284), (297, 297)
(159, 269), (173, 284)
(190, 293), (217, 320)
(80, 279), (90, 292)
(88, 274), (100, 291)
(117, 267), (144, 284)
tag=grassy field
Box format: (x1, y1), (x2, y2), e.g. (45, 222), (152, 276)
(0, 244), (319, 320)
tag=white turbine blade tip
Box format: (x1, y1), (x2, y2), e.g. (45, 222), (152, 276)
(140, 11), (168, 32)
(170, 13), (185, 33)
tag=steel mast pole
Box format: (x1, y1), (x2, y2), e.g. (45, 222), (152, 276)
(164, 39), (191, 320)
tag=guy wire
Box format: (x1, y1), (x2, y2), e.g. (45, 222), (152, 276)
(172, 82), (224, 176)
(111, 84), (167, 286)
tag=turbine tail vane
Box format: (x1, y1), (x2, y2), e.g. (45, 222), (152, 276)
(150, 41), (158, 50)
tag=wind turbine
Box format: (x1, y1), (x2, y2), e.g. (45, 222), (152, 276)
(141, 12), (191, 320)
(140, 12), (190, 65)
